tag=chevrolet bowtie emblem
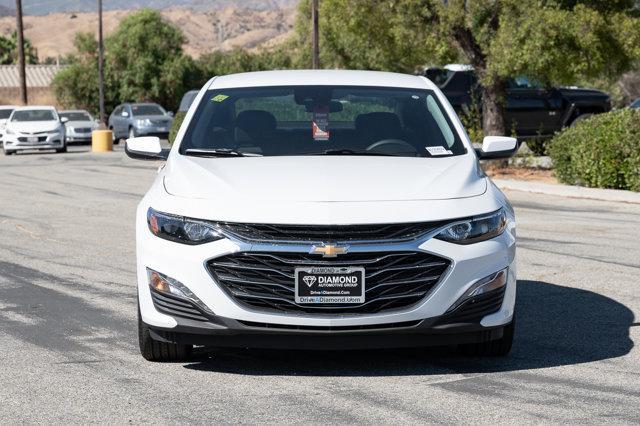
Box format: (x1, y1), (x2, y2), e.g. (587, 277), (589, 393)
(310, 243), (349, 258)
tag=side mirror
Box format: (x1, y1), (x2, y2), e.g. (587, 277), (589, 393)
(125, 136), (169, 160)
(167, 111), (174, 117)
(121, 111), (129, 117)
(475, 136), (518, 159)
(60, 117), (69, 123)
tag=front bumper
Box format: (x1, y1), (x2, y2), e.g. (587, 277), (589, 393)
(135, 125), (170, 138)
(4, 133), (64, 150)
(149, 313), (511, 350)
(138, 222), (516, 345)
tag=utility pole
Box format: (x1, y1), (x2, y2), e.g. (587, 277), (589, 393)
(15, 0), (27, 105)
(98, 0), (106, 126)
(311, 0), (319, 69)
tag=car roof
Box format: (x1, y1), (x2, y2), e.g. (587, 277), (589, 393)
(208, 70), (436, 90)
(0, 105), (16, 109)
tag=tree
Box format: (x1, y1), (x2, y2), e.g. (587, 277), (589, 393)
(0, 31), (38, 65)
(295, 0), (640, 136)
(53, 10), (199, 113)
(106, 9), (195, 111)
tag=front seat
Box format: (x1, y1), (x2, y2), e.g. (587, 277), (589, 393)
(234, 110), (278, 154)
(354, 112), (403, 148)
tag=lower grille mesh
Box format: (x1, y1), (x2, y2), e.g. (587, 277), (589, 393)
(150, 289), (209, 322)
(435, 286), (506, 325)
(208, 251), (450, 315)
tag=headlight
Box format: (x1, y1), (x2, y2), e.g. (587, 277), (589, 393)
(147, 208), (223, 245)
(435, 208), (507, 244)
(5, 128), (14, 135)
(136, 118), (152, 126)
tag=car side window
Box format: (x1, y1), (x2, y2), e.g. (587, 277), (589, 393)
(113, 106), (122, 116)
(508, 76), (544, 90)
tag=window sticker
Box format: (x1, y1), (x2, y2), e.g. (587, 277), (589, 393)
(212, 94), (229, 102)
(426, 146), (453, 156)
(312, 106), (330, 141)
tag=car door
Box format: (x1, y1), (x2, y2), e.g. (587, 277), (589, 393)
(110, 105), (123, 137)
(505, 77), (562, 137)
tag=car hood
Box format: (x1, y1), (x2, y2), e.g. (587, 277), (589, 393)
(7, 121), (60, 133)
(558, 86), (610, 101)
(163, 155), (486, 202)
(65, 120), (94, 128)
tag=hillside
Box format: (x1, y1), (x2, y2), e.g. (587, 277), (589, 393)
(0, 7), (297, 60)
(0, 0), (298, 15)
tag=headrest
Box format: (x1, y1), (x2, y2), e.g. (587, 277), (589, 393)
(235, 110), (277, 139)
(355, 112), (402, 137)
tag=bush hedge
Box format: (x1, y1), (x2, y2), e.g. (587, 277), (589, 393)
(168, 112), (186, 144)
(548, 109), (640, 191)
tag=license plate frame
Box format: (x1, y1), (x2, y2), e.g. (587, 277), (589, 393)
(295, 266), (365, 304)
(27, 136), (38, 143)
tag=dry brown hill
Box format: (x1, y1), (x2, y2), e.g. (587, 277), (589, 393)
(0, 7), (296, 61)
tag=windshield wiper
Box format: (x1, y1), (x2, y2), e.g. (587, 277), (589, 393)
(184, 148), (262, 158)
(314, 149), (395, 156)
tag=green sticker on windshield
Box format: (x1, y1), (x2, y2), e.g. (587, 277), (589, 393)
(212, 94), (229, 102)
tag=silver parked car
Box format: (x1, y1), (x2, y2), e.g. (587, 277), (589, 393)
(108, 103), (173, 143)
(59, 110), (98, 144)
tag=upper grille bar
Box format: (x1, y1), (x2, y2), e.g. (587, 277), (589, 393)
(218, 221), (446, 244)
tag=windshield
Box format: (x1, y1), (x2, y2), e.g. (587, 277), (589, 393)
(60, 111), (92, 121)
(131, 104), (165, 116)
(0, 109), (14, 119)
(180, 86), (465, 157)
(11, 110), (57, 122)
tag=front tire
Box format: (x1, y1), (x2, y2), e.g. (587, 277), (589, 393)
(138, 305), (193, 362)
(459, 318), (515, 357)
(128, 127), (136, 139)
(3, 148), (14, 155)
(56, 145), (67, 153)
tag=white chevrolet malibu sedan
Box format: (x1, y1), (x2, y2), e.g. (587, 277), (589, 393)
(125, 70), (518, 362)
(3, 106), (67, 155)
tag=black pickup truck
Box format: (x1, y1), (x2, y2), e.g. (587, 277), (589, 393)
(423, 65), (611, 139)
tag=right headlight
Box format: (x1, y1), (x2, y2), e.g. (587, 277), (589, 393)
(435, 208), (507, 244)
(147, 208), (223, 245)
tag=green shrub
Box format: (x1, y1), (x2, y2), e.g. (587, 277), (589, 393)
(168, 112), (186, 144)
(548, 109), (640, 191)
(526, 138), (547, 156)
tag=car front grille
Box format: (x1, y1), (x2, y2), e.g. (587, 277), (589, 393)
(207, 251), (451, 315)
(150, 288), (209, 322)
(18, 136), (47, 142)
(434, 286), (506, 325)
(76, 127), (92, 133)
(218, 222), (445, 243)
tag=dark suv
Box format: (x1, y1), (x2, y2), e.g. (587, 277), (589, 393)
(423, 65), (611, 139)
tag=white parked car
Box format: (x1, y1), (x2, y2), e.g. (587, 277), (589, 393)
(0, 105), (16, 144)
(125, 70), (518, 362)
(3, 106), (66, 155)
(59, 109), (98, 144)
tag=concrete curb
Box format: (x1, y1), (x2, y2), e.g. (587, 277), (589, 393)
(493, 179), (640, 204)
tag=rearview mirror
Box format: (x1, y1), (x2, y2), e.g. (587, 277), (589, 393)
(121, 111), (129, 117)
(125, 136), (169, 160)
(60, 117), (69, 123)
(475, 136), (518, 159)
(167, 111), (174, 117)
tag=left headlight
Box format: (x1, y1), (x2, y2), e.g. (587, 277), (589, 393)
(435, 208), (507, 244)
(147, 208), (224, 245)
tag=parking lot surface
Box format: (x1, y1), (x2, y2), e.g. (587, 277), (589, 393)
(0, 146), (639, 423)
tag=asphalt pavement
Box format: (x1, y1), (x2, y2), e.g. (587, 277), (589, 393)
(0, 145), (639, 424)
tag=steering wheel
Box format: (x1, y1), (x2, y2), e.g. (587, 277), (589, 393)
(366, 139), (418, 155)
